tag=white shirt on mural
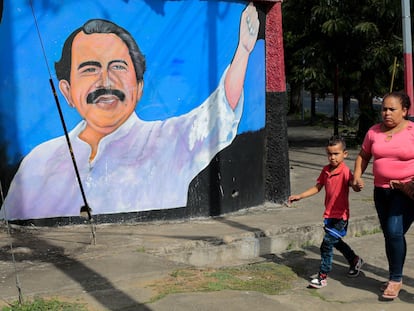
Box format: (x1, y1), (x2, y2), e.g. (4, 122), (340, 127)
(1, 68), (243, 220)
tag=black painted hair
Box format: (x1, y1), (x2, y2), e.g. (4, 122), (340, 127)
(55, 19), (146, 83)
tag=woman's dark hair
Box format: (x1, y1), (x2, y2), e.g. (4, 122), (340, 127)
(54, 19), (146, 83)
(383, 91), (411, 117)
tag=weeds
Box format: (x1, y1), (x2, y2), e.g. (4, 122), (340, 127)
(1, 297), (87, 311)
(147, 262), (297, 303)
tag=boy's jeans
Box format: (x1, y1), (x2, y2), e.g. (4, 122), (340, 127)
(320, 218), (356, 275)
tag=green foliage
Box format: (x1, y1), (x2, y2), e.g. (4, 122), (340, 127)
(354, 22), (379, 37)
(283, 0), (404, 134)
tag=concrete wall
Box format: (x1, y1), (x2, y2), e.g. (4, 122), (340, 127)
(0, 0), (288, 225)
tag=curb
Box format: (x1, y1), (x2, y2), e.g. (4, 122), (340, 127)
(147, 214), (381, 267)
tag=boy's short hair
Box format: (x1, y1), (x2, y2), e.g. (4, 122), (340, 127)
(327, 135), (347, 150)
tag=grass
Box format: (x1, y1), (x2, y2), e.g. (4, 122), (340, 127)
(354, 227), (382, 237)
(135, 246), (146, 253)
(1, 262), (298, 309)
(1, 298), (88, 311)
(146, 261), (298, 303)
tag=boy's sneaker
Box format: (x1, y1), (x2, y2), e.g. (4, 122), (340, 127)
(309, 273), (327, 289)
(348, 256), (364, 277)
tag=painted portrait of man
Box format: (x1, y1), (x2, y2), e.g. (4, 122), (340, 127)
(0, 1), (265, 220)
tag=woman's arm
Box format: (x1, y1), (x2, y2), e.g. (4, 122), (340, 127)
(352, 149), (371, 190)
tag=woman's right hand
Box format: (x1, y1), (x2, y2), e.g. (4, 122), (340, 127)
(390, 180), (403, 189)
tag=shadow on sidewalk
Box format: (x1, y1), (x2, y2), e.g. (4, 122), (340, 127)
(1, 228), (152, 310)
(266, 245), (414, 303)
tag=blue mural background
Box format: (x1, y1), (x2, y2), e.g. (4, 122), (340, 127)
(0, 0), (265, 165)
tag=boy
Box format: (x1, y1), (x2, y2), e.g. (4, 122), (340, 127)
(288, 135), (363, 289)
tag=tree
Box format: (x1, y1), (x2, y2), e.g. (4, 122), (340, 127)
(283, 0), (404, 139)
(283, 0), (330, 122)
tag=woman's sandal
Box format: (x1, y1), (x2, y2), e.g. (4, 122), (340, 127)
(382, 280), (402, 299)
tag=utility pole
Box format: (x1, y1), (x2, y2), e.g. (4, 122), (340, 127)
(402, 0), (414, 116)
(264, 0), (290, 202)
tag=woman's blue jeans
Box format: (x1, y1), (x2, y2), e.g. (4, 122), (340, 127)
(374, 187), (414, 281)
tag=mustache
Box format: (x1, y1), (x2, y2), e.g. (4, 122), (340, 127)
(86, 88), (126, 104)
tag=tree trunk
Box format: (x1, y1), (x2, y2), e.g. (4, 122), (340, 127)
(310, 91), (316, 125)
(342, 90), (351, 125)
(356, 91), (376, 142)
(288, 83), (302, 116)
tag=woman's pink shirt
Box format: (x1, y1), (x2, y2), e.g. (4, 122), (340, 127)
(362, 121), (414, 188)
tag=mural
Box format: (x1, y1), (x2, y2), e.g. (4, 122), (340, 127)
(0, 0), (265, 220)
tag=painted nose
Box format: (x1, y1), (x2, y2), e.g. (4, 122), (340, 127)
(96, 70), (112, 89)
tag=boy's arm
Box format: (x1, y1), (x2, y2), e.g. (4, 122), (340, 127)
(288, 183), (323, 204)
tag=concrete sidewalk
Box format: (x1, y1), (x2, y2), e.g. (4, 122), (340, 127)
(1, 122), (414, 310)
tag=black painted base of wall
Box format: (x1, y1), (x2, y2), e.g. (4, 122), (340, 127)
(9, 129), (266, 226)
(265, 91), (290, 202)
(7, 90), (291, 227)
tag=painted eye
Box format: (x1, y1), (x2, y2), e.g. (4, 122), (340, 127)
(82, 67), (97, 73)
(111, 64), (127, 71)
(79, 66), (99, 75)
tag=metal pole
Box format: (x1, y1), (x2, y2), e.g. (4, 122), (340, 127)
(30, 0), (96, 244)
(402, 0), (414, 116)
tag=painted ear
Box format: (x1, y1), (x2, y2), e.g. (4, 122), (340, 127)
(59, 80), (74, 107)
(136, 80), (144, 99)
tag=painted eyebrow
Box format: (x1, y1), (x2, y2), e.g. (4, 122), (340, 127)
(78, 61), (101, 70)
(108, 59), (128, 67)
(77, 60), (128, 71)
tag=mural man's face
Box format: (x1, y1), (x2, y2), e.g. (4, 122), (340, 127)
(59, 32), (143, 136)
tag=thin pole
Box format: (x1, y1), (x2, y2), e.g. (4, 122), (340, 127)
(29, 0), (95, 244)
(402, 0), (414, 116)
(390, 56), (397, 92)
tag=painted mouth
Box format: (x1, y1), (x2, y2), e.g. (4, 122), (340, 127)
(87, 88), (126, 104)
(93, 95), (119, 105)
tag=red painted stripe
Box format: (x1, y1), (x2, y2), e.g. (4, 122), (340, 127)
(265, 2), (286, 93)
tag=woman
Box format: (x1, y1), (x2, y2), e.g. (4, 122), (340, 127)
(353, 91), (414, 299)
